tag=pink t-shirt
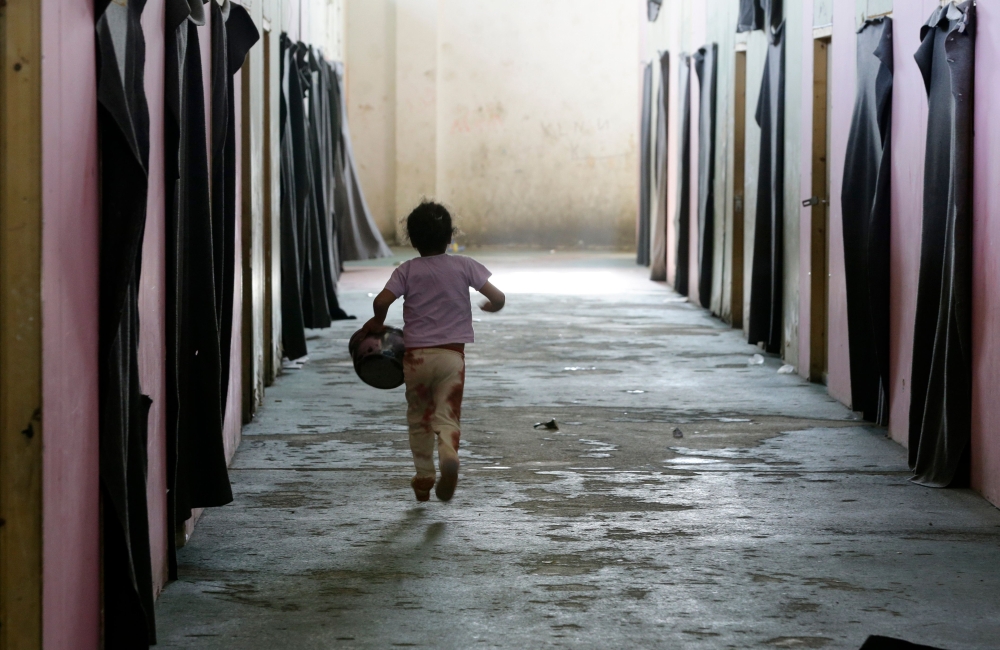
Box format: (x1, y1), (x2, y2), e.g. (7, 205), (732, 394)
(384, 254), (492, 348)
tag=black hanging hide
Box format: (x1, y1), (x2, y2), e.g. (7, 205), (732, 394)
(693, 44), (718, 309)
(909, 2), (976, 488)
(95, 0), (156, 645)
(331, 61), (394, 262)
(306, 47), (342, 314)
(674, 54), (692, 296)
(648, 0), (662, 22)
(164, 0), (234, 578)
(748, 22), (785, 353)
(638, 62), (653, 267)
(278, 34), (309, 359)
(210, 0), (259, 405)
(650, 51), (670, 281)
(841, 18), (893, 424)
(737, 0), (763, 33)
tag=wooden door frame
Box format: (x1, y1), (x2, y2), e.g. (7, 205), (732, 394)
(0, 0), (44, 647)
(809, 36), (831, 383)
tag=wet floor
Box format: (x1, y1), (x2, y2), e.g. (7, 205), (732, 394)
(156, 251), (1000, 649)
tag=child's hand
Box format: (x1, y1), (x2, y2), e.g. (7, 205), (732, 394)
(359, 317), (386, 338)
(479, 300), (501, 313)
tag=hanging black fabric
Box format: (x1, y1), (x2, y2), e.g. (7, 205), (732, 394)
(841, 18), (893, 425)
(638, 62), (653, 267)
(737, 0), (763, 33)
(674, 54), (692, 296)
(650, 51), (670, 281)
(909, 2), (976, 488)
(165, 0), (234, 579)
(748, 22), (785, 353)
(648, 0), (662, 22)
(211, 0), (259, 406)
(306, 47), (342, 313)
(694, 43), (718, 309)
(279, 34), (309, 359)
(95, 0), (156, 645)
(331, 61), (394, 261)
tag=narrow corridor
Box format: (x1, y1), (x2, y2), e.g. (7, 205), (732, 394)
(155, 252), (1000, 649)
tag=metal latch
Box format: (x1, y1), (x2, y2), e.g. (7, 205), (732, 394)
(802, 197), (828, 207)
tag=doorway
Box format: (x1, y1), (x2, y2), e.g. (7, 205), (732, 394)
(730, 49), (746, 329)
(808, 37), (832, 383)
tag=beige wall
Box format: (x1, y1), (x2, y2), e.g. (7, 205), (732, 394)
(347, 0), (640, 247)
(345, 0), (398, 240)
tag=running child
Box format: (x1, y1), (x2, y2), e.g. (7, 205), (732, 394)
(357, 201), (506, 502)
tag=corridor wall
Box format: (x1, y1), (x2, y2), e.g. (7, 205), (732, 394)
(351, 0), (640, 248)
(31, 1), (346, 648)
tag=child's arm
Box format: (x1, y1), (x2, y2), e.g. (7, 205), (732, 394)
(478, 281), (506, 313)
(359, 289), (398, 336)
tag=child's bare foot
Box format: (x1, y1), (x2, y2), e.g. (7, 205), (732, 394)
(435, 459), (459, 501)
(411, 476), (435, 502)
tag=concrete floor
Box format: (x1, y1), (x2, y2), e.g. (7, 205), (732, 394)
(157, 252), (1000, 649)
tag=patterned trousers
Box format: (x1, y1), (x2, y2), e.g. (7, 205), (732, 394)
(403, 348), (465, 479)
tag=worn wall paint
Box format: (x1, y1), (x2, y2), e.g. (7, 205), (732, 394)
(859, 0), (894, 26)
(816, 0), (834, 27)
(887, 0), (940, 443)
(435, 0), (639, 247)
(345, 0), (398, 240)
(39, 0), (103, 646)
(797, 0), (815, 380)
(970, 0), (1000, 506)
(781, 0), (804, 370)
(824, 0), (855, 407)
(395, 0), (438, 237)
(708, 0), (739, 318)
(242, 0), (267, 420)
(355, 0), (639, 247)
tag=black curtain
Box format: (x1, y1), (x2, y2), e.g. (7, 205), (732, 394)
(841, 18), (893, 425)
(648, 0), (662, 22)
(737, 0), (763, 33)
(674, 54), (692, 296)
(650, 51), (670, 281)
(331, 61), (394, 262)
(211, 0), (259, 405)
(164, 0), (234, 578)
(279, 34), (309, 359)
(638, 62), (653, 267)
(748, 22), (785, 354)
(909, 2), (976, 487)
(694, 43), (718, 309)
(95, 0), (156, 645)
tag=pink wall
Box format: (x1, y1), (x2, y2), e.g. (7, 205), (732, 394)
(824, 0), (855, 408)
(40, 0), (101, 647)
(887, 0), (940, 445)
(139, 0), (170, 600)
(971, 1), (1000, 505)
(797, 0), (815, 379)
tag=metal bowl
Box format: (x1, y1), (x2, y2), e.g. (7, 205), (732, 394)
(348, 326), (406, 389)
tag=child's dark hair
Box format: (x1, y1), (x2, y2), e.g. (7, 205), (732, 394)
(405, 201), (457, 253)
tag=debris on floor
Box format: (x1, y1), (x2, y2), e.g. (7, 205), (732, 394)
(533, 419), (559, 430)
(673, 427), (684, 439)
(749, 354), (765, 365)
(777, 364), (795, 374)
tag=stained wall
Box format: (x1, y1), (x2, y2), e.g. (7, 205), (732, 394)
(350, 0), (640, 248)
(39, 0), (102, 646)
